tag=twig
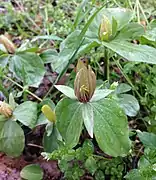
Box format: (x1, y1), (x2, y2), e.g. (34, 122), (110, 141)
(27, 143), (43, 149)
(4, 76), (42, 102)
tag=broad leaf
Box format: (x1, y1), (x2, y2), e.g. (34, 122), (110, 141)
(102, 40), (156, 64)
(9, 52), (45, 87)
(0, 54), (10, 68)
(0, 120), (24, 157)
(13, 101), (38, 129)
(36, 113), (49, 126)
(55, 98), (83, 148)
(43, 125), (60, 152)
(143, 20), (156, 42)
(40, 49), (59, 64)
(82, 139), (94, 156)
(125, 169), (143, 180)
(118, 94), (140, 117)
(52, 7), (104, 74)
(82, 103), (94, 138)
(20, 164), (43, 180)
(137, 131), (156, 149)
(115, 23), (144, 41)
(116, 83), (131, 94)
(54, 85), (77, 99)
(55, 31), (98, 73)
(92, 99), (131, 157)
(90, 89), (113, 102)
(85, 156), (97, 175)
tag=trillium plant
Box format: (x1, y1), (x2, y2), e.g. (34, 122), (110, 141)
(55, 60), (131, 157)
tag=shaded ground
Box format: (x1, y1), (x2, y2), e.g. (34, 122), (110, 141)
(0, 153), (61, 180)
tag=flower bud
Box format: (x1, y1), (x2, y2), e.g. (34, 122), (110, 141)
(74, 60), (96, 103)
(0, 35), (16, 54)
(110, 82), (119, 90)
(99, 15), (112, 41)
(41, 105), (56, 123)
(0, 101), (13, 118)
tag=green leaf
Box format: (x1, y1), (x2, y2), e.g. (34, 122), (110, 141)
(90, 89), (113, 102)
(143, 20), (156, 42)
(40, 98), (55, 109)
(54, 85), (77, 99)
(115, 23), (144, 41)
(92, 99), (131, 157)
(137, 131), (156, 149)
(82, 139), (94, 156)
(36, 113), (49, 126)
(82, 103), (94, 138)
(95, 170), (105, 180)
(43, 125), (60, 153)
(102, 40), (156, 64)
(9, 93), (17, 110)
(0, 120), (25, 157)
(125, 169), (143, 180)
(85, 156), (97, 175)
(112, 17), (118, 38)
(54, 6), (104, 76)
(9, 52), (45, 87)
(55, 31), (98, 73)
(55, 98), (83, 148)
(40, 49), (59, 64)
(118, 94), (140, 117)
(0, 115), (7, 130)
(0, 54), (10, 68)
(13, 101), (38, 129)
(116, 83), (132, 94)
(20, 164), (43, 180)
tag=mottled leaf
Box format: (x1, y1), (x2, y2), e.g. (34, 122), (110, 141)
(118, 94), (140, 117)
(20, 164), (43, 180)
(0, 120), (25, 157)
(54, 85), (77, 99)
(13, 101), (38, 129)
(9, 52), (45, 87)
(55, 98), (83, 148)
(92, 99), (131, 157)
(82, 103), (94, 138)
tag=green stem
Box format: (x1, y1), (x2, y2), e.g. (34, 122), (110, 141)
(4, 76), (42, 102)
(93, 154), (111, 161)
(104, 48), (110, 82)
(114, 59), (142, 100)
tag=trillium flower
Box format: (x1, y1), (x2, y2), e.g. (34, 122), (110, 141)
(54, 60), (115, 141)
(0, 101), (13, 118)
(0, 35), (16, 54)
(99, 15), (112, 41)
(74, 60), (96, 103)
(98, 15), (118, 42)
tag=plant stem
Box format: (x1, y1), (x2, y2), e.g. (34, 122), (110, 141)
(4, 76), (42, 102)
(114, 59), (142, 99)
(93, 154), (111, 160)
(104, 48), (110, 82)
(115, 60), (150, 115)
